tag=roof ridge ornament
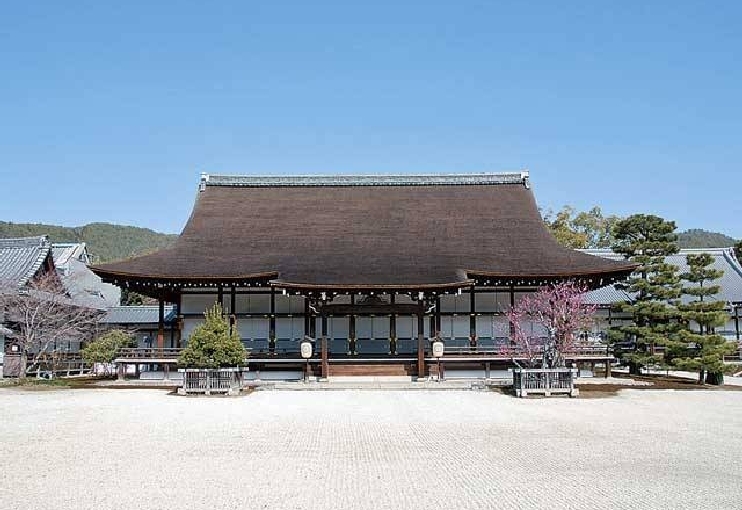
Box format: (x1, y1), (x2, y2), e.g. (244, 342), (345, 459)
(199, 172), (209, 192)
(521, 170), (530, 189)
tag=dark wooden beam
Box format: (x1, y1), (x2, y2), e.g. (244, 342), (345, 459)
(435, 296), (441, 334)
(417, 307), (425, 379)
(508, 285), (515, 340)
(349, 294), (356, 355)
(321, 313), (328, 378)
(157, 297), (165, 351)
(269, 287), (276, 353)
(469, 285), (476, 347)
(229, 286), (236, 334)
(175, 292), (183, 348)
(390, 293), (397, 355)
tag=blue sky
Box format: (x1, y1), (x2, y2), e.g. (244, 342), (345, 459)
(1, 1), (740, 237)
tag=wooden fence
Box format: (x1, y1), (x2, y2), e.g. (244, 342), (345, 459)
(512, 368), (578, 397)
(178, 369), (242, 395)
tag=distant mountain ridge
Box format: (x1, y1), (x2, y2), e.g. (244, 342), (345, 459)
(1, 221), (736, 263)
(677, 229), (737, 249)
(0, 221), (177, 263)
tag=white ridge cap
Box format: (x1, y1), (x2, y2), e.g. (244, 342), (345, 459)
(203, 172), (531, 187)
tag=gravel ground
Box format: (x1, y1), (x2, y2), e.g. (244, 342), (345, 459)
(1, 389), (741, 510)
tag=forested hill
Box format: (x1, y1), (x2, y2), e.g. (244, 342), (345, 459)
(677, 229), (737, 249)
(0, 221), (177, 263)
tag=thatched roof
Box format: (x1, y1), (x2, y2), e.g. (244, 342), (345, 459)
(91, 173), (635, 292)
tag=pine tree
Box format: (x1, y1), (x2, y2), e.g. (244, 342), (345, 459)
(610, 214), (682, 374)
(178, 303), (246, 368)
(669, 253), (734, 385)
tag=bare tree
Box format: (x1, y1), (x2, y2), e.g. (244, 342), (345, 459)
(0, 272), (102, 378)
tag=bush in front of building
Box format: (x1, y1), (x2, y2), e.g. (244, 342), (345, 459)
(82, 329), (136, 366)
(178, 303), (245, 368)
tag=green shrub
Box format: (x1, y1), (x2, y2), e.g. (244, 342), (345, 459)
(178, 303), (245, 368)
(82, 329), (136, 365)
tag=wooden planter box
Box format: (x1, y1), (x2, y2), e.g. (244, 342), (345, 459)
(178, 368), (242, 395)
(512, 368), (578, 398)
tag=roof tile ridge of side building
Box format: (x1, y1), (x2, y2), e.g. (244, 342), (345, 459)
(201, 170), (531, 188)
(0, 235), (50, 247)
(720, 247), (742, 280)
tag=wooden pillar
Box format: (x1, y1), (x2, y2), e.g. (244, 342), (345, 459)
(321, 314), (328, 379)
(157, 297), (165, 351)
(269, 287), (276, 354)
(175, 292), (183, 348)
(117, 363), (125, 380)
(469, 286), (477, 347)
(508, 285), (516, 340)
(217, 286), (224, 306)
(229, 286), (236, 334)
(304, 297), (310, 337)
(435, 296), (441, 334)
(163, 363), (170, 380)
(309, 295), (317, 338)
(417, 307), (425, 379)
(606, 306), (613, 378)
(349, 294), (356, 355)
(735, 305), (740, 342)
(389, 294), (397, 355)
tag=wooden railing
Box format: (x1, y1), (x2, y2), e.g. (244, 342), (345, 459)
(443, 343), (610, 358)
(25, 357), (90, 378)
(512, 368), (577, 397)
(116, 348), (183, 359)
(179, 369), (242, 395)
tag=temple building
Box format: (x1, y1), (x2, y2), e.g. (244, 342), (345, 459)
(90, 172), (635, 379)
(583, 247), (742, 343)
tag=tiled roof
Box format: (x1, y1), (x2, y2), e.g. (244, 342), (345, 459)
(52, 243), (89, 269)
(0, 236), (52, 287)
(100, 305), (177, 325)
(583, 248), (742, 306)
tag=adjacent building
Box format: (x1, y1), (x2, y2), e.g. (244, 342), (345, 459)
(584, 248), (742, 342)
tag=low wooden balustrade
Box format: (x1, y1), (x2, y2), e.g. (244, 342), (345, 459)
(512, 368), (578, 398)
(116, 348), (183, 359)
(443, 343), (610, 358)
(25, 356), (90, 378)
(178, 368), (242, 395)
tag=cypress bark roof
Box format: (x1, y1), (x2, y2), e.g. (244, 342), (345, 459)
(90, 173), (635, 290)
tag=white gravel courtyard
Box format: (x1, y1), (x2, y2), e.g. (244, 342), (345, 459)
(1, 388), (741, 510)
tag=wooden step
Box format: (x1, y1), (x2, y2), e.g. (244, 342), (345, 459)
(329, 363), (414, 377)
